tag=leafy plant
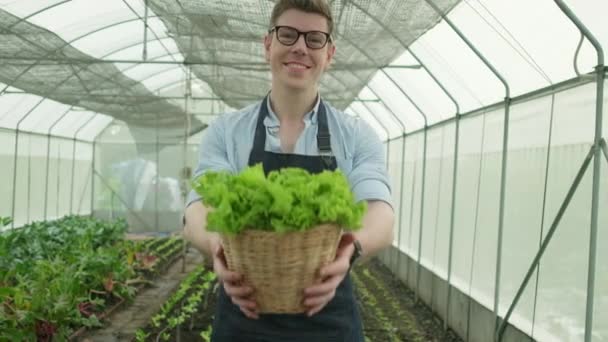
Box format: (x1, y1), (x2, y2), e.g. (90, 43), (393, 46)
(0, 217), (11, 228)
(134, 328), (150, 342)
(200, 325), (212, 342)
(0, 216), (137, 340)
(192, 164), (366, 234)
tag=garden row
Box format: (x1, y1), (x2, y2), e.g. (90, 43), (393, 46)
(352, 260), (462, 342)
(133, 266), (217, 342)
(0, 216), (184, 341)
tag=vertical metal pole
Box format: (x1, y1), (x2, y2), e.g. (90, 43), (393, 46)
(156, 113), (160, 232)
(10, 98), (46, 228)
(142, 0), (149, 61)
(466, 113), (488, 341)
(420, 2), (511, 332)
(182, 67), (192, 273)
(445, 113), (461, 329)
(494, 97), (511, 339)
(423, 2), (511, 334)
(532, 93), (557, 336)
(415, 127), (428, 301)
(90, 121), (111, 218)
(56, 137), (61, 218)
(43, 109), (71, 220)
(70, 114), (96, 214)
(26, 136), (31, 224)
(359, 101), (392, 149)
(374, 71), (429, 283)
(551, 3), (605, 341)
(584, 62), (604, 342)
(397, 134), (408, 280)
(91, 136), (98, 217)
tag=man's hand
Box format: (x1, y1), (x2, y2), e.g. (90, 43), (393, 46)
(302, 233), (356, 317)
(212, 244), (259, 319)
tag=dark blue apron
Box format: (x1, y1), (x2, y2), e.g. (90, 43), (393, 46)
(211, 97), (364, 342)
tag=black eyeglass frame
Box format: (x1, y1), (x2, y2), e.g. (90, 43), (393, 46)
(268, 25), (332, 50)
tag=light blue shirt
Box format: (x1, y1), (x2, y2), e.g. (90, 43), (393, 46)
(186, 97), (392, 208)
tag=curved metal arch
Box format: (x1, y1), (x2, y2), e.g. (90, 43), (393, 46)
(116, 47), (271, 79)
(1, 16), (163, 94)
(422, 1), (511, 336)
(5, 2), (401, 135)
(5, 0), (71, 30)
(153, 77), (268, 100)
(1, 16), (191, 139)
(349, 0), (461, 120)
(119, 0), (189, 75)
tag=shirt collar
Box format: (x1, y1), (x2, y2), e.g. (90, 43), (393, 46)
(264, 94), (321, 127)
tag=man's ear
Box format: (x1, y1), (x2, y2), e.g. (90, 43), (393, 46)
(324, 43), (336, 71)
(264, 34), (272, 62)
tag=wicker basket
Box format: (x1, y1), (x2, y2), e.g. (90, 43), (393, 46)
(221, 223), (342, 314)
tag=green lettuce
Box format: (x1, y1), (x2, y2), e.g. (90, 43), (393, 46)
(191, 164), (366, 234)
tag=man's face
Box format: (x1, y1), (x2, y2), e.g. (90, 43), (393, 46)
(264, 9), (335, 93)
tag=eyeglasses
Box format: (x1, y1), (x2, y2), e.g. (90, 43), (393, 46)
(269, 25), (332, 50)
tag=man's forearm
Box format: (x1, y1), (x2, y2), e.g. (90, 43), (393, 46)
(353, 200), (395, 260)
(183, 201), (220, 258)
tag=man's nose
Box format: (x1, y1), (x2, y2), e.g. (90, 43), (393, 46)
(291, 34), (308, 53)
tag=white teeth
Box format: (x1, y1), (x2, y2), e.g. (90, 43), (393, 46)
(286, 63), (307, 69)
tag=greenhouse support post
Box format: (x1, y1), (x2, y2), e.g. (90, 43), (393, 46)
(378, 70), (430, 298)
(584, 37), (605, 342)
(363, 94), (406, 271)
(496, 144), (596, 341)
(531, 93), (557, 334)
(359, 99), (391, 154)
(156, 112), (160, 232)
(396, 134), (407, 281)
(10, 97), (46, 228)
(43, 108), (71, 220)
(415, 127), (428, 302)
(26, 136), (31, 224)
(347, 1), (462, 286)
(494, 96), (511, 341)
(551, 2), (604, 342)
(345, 4), (463, 302)
(90, 125), (108, 218)
(379, 70), (432, 282)
(70, 114), (96, 214)
(142, 0), (149, 61)
(445, 113), (461, 330)
(421, 2), (511, 338)
(601, 139), (608, 163)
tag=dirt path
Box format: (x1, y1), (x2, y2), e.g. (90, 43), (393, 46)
(78, 249), (205, 342)
(78, 252), (460, 342)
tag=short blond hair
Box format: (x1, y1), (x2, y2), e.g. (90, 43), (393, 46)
(270, 0), (334, 35)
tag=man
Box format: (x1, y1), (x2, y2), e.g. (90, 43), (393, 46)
(183, 0), (394, 340)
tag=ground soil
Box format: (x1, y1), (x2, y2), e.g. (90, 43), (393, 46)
(79, 251), (462, 342)
(76, 248), (204, 342)
(353, 259), (463, 342)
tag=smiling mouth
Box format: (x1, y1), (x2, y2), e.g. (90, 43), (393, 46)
(283, 62), (311, 70)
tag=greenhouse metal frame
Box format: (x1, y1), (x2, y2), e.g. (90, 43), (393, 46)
(0, 0), (606, 341)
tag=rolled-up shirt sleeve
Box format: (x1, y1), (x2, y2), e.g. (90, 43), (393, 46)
(348, 118), (393, 208)
(185, 117), (234, 208)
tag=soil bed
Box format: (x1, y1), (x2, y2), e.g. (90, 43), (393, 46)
(123, 256), (462, 342)
(353, 259), (462, 342)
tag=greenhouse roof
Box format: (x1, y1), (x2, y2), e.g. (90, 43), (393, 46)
(0, 0), (607, 141)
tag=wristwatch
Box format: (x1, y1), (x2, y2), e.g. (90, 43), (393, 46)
(349, 239), (363, 268)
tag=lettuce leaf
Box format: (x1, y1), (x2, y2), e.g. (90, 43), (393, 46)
(191, 164), (366, 234)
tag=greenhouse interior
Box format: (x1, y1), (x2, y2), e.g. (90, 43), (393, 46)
(0, 0), (607, 341)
